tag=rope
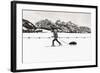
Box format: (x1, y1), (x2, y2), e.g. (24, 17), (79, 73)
(59, 39), (68, 44)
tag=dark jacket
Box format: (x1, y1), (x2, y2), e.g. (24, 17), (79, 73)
(53, 30), (58, 39)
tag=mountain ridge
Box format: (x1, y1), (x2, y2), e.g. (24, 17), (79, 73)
(22, 19), (91, 33)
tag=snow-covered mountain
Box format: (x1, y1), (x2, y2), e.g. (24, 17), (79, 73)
(22, 19), (91, 33)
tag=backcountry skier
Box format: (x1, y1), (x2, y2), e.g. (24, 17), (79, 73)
(51, 28), (62, 46)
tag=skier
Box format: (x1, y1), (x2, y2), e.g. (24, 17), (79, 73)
(51, 28), (62, 46)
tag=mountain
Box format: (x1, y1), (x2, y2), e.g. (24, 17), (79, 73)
(35, 19), (91, 33)
(78, 26), (91, 33)
(35, 19), (55, 30)
(55, 20), (80, 33)
(23, 19), (91, 33)
(56, 21), (91, 33)
(22, 19), (37, 33)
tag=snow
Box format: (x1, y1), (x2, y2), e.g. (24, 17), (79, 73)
(22, 33), (92, 64)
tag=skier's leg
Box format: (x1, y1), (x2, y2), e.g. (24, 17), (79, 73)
(52, 39), (56, 46)
(56, 39), (62, 45)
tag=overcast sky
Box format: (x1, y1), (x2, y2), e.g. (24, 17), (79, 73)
(23, 10), (91, 27)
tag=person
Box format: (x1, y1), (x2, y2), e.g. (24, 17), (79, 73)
(51, 28), (62, 46)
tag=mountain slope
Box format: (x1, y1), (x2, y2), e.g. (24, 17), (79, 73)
(23, 19), (91, 33)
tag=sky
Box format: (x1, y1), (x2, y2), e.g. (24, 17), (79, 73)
(23, 10), (91, 28)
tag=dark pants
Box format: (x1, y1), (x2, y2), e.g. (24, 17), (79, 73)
(52, 38), (61, 46)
